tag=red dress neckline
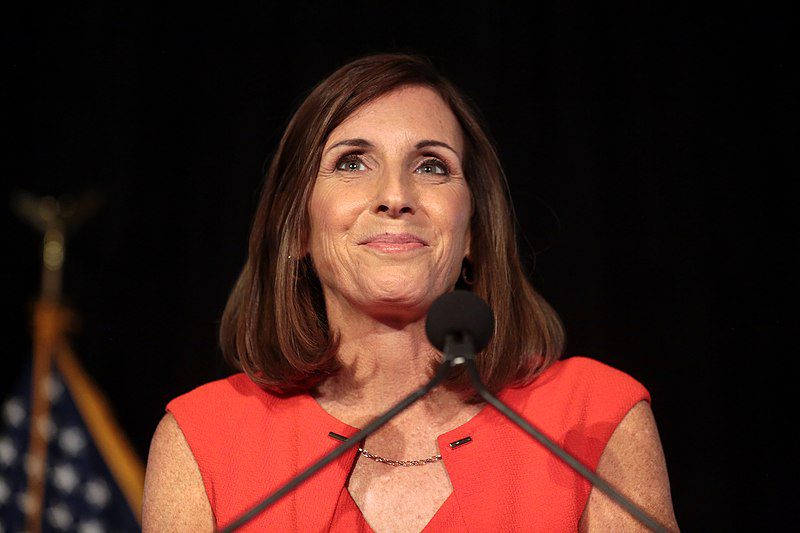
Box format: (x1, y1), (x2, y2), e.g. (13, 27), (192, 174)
(332, 482), (463, 532)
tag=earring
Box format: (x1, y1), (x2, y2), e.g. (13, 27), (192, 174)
(461, 260), (475, 286)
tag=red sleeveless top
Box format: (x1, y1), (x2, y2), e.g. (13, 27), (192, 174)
(166, 356), (649, 531)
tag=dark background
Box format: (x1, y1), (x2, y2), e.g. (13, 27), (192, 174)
(5, 3), (795, 529)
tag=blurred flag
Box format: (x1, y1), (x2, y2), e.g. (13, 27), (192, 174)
(0, 302), (143, 532)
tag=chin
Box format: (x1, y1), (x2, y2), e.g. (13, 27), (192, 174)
(360, 278), (438, 313)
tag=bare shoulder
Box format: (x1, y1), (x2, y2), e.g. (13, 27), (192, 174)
(579, 401), (680, 532)
(142, 413), (215, 532)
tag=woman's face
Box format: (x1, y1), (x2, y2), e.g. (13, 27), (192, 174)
(308, 85), (472, 321)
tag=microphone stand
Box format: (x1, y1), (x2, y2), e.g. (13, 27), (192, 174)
(447, 334), (670, 533)
(218, 327), (669, 532)
(217, 356), (458, 532)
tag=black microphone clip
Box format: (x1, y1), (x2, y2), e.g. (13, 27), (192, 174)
(443, 332), (476, 366)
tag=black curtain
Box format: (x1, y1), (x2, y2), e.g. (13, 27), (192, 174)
(5, 3), (794, 529)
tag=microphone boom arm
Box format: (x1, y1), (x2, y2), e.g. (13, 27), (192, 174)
(457, 348), (669, 533)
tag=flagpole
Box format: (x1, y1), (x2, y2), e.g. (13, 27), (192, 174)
(14, 194), (72, 532)
(25, 301), (67, 531)
(11, 191), (102, 531)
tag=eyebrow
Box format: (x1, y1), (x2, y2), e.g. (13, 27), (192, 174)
(324, 138), (459, 156)
(414, 139), (459, 156)
(325, 138), (374, 154)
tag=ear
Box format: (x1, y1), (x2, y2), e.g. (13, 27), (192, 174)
(463, 225), (472, 261)
(297, 227), (310, 259)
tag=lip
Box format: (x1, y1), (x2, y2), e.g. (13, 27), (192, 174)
(359, 232), (429, 246)
(358, 232), (429, 253)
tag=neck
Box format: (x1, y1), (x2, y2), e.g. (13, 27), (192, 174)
(313, 293), (469, 426)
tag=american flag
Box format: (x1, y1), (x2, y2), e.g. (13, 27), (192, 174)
(0, 359), (141, 532)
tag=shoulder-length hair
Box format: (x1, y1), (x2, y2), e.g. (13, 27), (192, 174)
(220, 53), (564, 396)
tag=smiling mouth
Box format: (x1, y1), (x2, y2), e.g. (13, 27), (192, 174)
(364, 242), (426, 253)
(359, 233), (429, 253)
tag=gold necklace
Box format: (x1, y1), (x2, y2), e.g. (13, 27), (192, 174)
(328, 432), (473, 467)
(328, 431), (442, 467)
(357, 446), (442, 467)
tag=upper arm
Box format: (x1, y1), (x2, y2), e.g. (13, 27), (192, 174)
(579, 401), (679, 532)
(142, 413), (215, 532)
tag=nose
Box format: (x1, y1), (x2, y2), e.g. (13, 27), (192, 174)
(373, 168), (416, 217)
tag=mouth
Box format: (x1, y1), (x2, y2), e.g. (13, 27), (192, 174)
(358, 232), (429, 253)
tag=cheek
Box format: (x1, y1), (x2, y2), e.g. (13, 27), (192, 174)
(307, 187), (329, 240)
(431, 188), (472, 252)
(307, 183), (366, 253)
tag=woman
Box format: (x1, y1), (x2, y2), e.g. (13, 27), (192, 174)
(142, 54), (678, 532)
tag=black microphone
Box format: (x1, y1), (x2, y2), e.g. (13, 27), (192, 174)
(425, 290), (669, 533)
(425, 289), (495, 358)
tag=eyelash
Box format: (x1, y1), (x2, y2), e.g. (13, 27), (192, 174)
(333, 152), (452, 176)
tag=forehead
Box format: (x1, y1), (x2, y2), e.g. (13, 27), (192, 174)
(327, 85), (464, 155)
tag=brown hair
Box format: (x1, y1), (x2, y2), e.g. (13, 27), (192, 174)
(220, 53), (564, 396)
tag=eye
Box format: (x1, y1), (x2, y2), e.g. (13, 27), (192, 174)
(415, 158), (450, 176)
(335, 154), (368, 172)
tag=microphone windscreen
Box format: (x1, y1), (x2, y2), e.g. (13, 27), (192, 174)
(425, 290), (495, 352)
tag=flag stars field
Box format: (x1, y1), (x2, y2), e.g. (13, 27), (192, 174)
(2, 398), (25, 428)
(59, 426), (87, 456)
(2, 299), (142, 531)
(0, 437), (17, 467)
(52, 462), (81, 493)
(84, 478), (111, 508)
(0, 361), (142, 530)
(46, 501), (74, 529)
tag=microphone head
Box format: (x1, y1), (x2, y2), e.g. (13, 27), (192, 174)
(425, 290), (495, 353)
